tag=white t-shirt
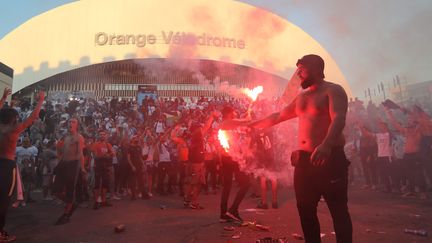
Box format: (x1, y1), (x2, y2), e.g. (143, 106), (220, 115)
(143, 145), (154, 162)
(159, 143), (171, 162)
(148, 106), (156, 116)
(376, 132), (391, 158)
(155, 122), (165, 134)
(16, 146), (38, 167)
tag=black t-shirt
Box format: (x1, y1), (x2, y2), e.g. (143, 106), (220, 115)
(117, 143), (129, 166)
(128, 145), (143, 167)
(188, 130), (204, 163)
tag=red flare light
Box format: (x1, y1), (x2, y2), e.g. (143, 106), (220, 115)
(242, 86), (263, 102)
(218, 129), (230, 152)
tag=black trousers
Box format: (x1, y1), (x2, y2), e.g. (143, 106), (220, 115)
(130, 165), (146, 197)
(403, 152), (427, 192)
(0, 159), (16, 231)
(359, 151), (377, 186)
(178, 162), (187, 195)
(220, 156), (250, 216)
(113, 164), (121, 192)
(204, 159), (217, 190)
(52, 160), (83, 204)
(376, 156), (392, 190)
(157, 162), (171, 193)
(94, 158), (111, 191)
(294, 147), (352, 243)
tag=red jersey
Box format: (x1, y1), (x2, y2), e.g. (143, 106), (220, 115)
(91, 141), (113, 158)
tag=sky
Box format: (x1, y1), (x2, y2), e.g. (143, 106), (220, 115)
(1, 0), (431, 98)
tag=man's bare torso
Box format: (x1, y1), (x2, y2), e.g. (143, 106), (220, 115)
(61, 133), (83, 161)
(295, 82), (345, 152)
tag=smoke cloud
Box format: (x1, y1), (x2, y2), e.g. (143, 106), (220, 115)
(241, 0), (432, 97)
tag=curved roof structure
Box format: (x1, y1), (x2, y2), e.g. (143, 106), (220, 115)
(0, 0), (351, 95)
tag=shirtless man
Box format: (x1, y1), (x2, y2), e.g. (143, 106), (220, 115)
(52, 118), (85, 225)
(0, 88), (44, 242)
(249, 55), (352, 243)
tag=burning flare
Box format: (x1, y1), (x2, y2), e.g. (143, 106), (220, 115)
(242, 86), (263, 102)
(218, 129), (230, 152)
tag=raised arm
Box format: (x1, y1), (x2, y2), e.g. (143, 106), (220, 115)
(201, 110), (219, 135)
(383, 107), (406, 134)
(248, 97), (298, 129)
(413, 110), (432, 136)
(16, 91), (45, 132)
(0, 87), (12, 109)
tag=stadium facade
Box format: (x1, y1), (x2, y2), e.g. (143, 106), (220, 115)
(37, 59), (287, 99)
(0, 0), (352, 100)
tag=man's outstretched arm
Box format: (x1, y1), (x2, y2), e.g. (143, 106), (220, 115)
(249, 97), (298, 129)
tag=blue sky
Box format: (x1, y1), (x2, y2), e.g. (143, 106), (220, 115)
(1, 0), (432, 98)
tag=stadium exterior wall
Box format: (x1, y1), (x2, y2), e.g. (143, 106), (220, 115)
(0, 0), (352, 97)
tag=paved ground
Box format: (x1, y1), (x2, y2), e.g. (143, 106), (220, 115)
(5, 185), (432, 243)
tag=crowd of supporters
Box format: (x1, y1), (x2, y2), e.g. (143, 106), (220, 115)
(7, 94), (288, 211)
(4, 92), (432, 214)
(344, 98), (432, 199)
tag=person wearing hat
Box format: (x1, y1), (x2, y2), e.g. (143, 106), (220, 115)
(248, 54), (352, 243)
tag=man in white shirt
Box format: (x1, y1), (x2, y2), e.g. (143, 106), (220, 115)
(16, 137), (39, 203)
(375, 121), (392, 192)
(156, 137), (171, 195)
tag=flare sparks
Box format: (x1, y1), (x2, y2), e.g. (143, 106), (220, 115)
(242, 86), (263, 102)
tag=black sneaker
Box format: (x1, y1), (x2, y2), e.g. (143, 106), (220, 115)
(0, 231), (16, 242)
(54, 214), (70, 225)
(226, 210), (243, 222)
(219, 214), (233, 223)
